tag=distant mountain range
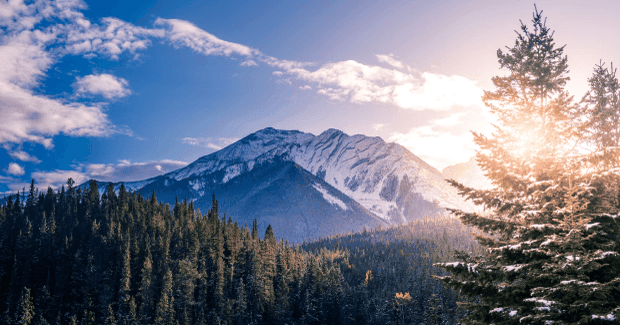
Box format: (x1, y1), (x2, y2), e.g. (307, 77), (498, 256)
(76, 127), (487, 242)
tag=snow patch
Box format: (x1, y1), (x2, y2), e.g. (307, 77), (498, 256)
(222, 165), (243, 183)
(592, 314), (616, 321)
(313, 183), (348, 210)
(524, 298), (555, 306)
(504, 264), (525, 272)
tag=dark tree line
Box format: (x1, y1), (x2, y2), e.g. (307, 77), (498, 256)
(0, 178), (476, 324)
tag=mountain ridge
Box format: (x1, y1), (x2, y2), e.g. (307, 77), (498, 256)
(77, 127), (478, 242)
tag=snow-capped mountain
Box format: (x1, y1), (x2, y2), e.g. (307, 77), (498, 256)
(166, 127), (474, 221)
(82, 127), (476, 241)
(125, 128), (466, 204)
(138, 158), (387, 242)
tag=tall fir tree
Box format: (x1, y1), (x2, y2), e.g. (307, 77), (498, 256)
(580, 61), (620, 168)
(15, 287), (35, 325)
(438, 5), (620, 324)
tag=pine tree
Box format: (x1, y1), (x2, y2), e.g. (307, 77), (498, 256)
(580, 61), (620, 167)
(438, 5), (620, 325)
(104, 304), (117, 325)
(154, 269), (176, 325)
(137, 237), (154, 323)
(15, 287), (35, 325)
(117, 235), (134, 325)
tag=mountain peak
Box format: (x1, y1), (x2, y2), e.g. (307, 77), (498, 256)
(319, 128), (344, 137)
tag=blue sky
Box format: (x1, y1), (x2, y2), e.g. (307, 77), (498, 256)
(2, 0), (620, 193)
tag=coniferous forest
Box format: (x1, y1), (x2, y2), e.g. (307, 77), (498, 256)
(0, 179), (479, 324)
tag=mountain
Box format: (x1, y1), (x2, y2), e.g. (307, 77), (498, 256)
(82, 127), (474, 242)
(139, 158), (387, 242)
(442, 156), (493, 190)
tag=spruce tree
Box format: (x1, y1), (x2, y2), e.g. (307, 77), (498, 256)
(438, 6), (620, 324)
(15, 287), (35, 325)
(581, 61), (620, 151)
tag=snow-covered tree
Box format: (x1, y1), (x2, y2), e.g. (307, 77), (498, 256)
(437, 6), (620, 324)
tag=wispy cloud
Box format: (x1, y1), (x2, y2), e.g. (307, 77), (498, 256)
(155, 18), (257, 57)
(182, 137), (239, 150)
(2, 144), (41, 163)
(240, 60), (257, 67)
(372, 123), (385, 131)
(376, 54), (405, 70)
(29, 169), (88, 191)
(85, 159), (188, 182)
(63, 17), (164, 60)
(9, 159), (189, 191)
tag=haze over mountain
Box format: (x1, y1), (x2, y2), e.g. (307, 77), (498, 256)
(442, 156), (493, 190)
(82, 127), (477, 242)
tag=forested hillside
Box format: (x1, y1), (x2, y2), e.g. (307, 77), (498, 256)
(0, 178), (479, 324)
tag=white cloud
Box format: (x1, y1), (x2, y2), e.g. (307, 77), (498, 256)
(73, 73), (131, 99)
(182, 137), (239, 150)
(376, 54), (405, 69)
(0, 0), (153, 151)
(8, 162), (25, 176)
(145, 17), (482, 112)
(63, 17), (164, 59)
(258, 55), (313, 70)
(388, 107), (494, 170)
(372, 123), (385, 131)
(390, 125), (476, 170)
(392, 73), (483, 110)
(433, 112), (467, 127)
(299, 85), (312, 90)
(0, 175), (18, 184)
(155, 18), (257, 57)
(29, 169), (89, 190)
(9, 150), (41, 163)
(18, 159), (189, 190)
(0, 75), (113, 147)
(2, 144), (41, 163)
(277, 59), (483, 110)
(85, 159), (188, 182)
(240, 60), (257, 67)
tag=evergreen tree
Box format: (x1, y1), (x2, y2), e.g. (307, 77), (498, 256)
(154, 269), (176, 325)
(137, 237), (154, 323)
(104, 304), (117, 325)
(581, 61), (620, 150)
(117, 235), (133, 325)
(15, 287), (35, 325)
(438, 5), (620, 324)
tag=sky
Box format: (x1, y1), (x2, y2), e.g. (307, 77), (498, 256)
(2, 0), (620, 193)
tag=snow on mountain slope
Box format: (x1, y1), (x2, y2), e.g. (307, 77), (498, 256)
(161, 127), (474, 223)
(134, 158), (386, 243)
